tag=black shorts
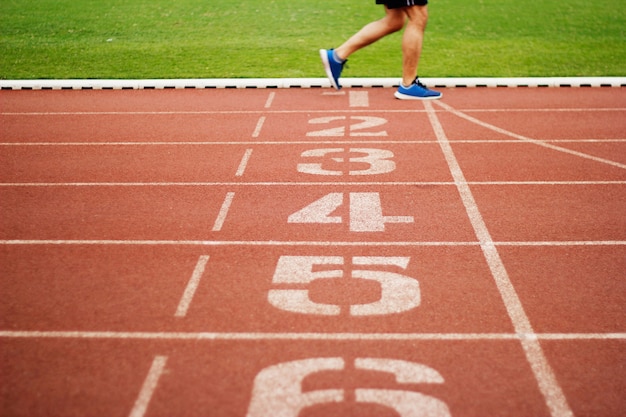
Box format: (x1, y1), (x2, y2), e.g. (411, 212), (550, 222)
(376, 0), (428, 8)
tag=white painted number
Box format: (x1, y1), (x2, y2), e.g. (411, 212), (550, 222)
(297, 148), (396, 176)
(268, 256), (420, 316)
(288, 192), (413, 232)
(307, 116), (388, 137)
(246, 357), (450, 417)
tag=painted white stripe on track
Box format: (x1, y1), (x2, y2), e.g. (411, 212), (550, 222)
(462, 108), (626, 113)
(251, 116), (265, 138)
(1, 331), (624, 341)
(129, 356), (168, 417)
(349, 91), (369, 107)
(435, 101), (626, 170)
(4, 141), (457, 146)
(3, 108), (624, 117)
(1, 181), (625, 187)
(425, 101), (574, 417)
(212, 192), (235, 232)
(174, 255), (210, 318)
(235, 148), (253, 176)
(1, 240), (624, 246)
(2, 139), (625, 146)
(264, 92), (275, 109)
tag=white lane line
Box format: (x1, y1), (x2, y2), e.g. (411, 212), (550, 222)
(1, 240), (625, 247)
(435, 100), (626, 170)
(0, 181), (457, 187)
(212, 192), (235, 232)
(2, 138), (624, 146)
(1, 331), (624, 341)
(251, 116), (266, 138)
(3, 107), (624, 116)
(3, 181), (625, 187)
(174, 255), (210, 318)
(349, 91), (369, 107)
(128, 356), (168, 417)
(425, 101), (573, 417)
(235, 148), (253, 177)
(496, 240), (626, 246)
(463, 108), (626, 113)
(264, 92), (275, 109)
(0, 240), (476, 247)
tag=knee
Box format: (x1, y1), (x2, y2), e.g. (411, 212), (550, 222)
(389, 19), (406, 33)
(406, 6), (428, 29)
(382, 14), (406, 33)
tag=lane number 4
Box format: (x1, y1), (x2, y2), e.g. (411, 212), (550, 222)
(288, 192), (414, 232)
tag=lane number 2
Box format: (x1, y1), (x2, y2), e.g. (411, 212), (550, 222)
(307, 116), (388, 137)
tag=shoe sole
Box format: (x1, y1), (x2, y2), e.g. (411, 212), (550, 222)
(394, 91), (443, 100)
(319, 49), (340, 90)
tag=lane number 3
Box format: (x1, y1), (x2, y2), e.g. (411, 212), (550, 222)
(298, 148), (396, 176)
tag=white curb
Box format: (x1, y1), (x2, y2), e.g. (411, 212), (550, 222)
(1, 77), (624, 90)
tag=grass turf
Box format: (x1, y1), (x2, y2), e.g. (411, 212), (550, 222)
(1, 0), (624, 79)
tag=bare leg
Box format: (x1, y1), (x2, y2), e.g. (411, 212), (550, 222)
(334, 7), (406, 61)
(400, 5), (429, 86)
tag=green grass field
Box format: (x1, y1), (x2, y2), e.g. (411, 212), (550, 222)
(1, 0), (624, 79)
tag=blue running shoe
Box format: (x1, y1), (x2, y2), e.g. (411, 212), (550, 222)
(394, 77), (442, 100)
(320, 49), (345, 90)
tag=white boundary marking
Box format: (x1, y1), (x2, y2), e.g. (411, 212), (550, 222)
(425, 101), (574, 417)
(174, 255), (210, 318)
(235, 148), (253, 176)
(435, 101), (626, 170)
(1, 331), (624, 341)
(1, 77), (625, 90)
(1, 181), (625, 187)
(3, 108), (624, 117)
(251, 116), (265, 138)
(349, 91), (369, 107)
(1, 239), (624, 247)
(264, 92), (275, 109)
(129, 355), (168, 417)
(211, 192), (235, 232)
(1, 139), (625, 146)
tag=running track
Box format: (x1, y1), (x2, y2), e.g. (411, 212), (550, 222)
(1, 86), (625, 417)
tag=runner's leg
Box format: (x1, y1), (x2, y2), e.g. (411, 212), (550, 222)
(400, 5), (429, 86)
(334, 7), (406, 60)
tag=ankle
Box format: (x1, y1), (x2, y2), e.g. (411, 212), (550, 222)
(332, 49), (346, 63)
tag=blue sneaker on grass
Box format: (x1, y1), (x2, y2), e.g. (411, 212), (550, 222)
(394, 77), (442, 100)
(320, 49), (345, 90)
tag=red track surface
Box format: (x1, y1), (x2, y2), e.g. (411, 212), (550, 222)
(1, 87), (625, 417)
